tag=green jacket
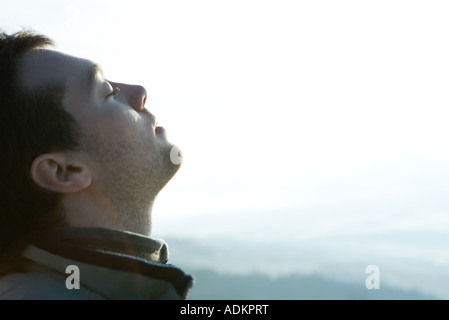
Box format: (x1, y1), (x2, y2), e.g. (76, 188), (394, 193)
(0, 227), (194, 300)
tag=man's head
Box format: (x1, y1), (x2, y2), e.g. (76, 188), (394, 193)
(0, 29), (182, 271)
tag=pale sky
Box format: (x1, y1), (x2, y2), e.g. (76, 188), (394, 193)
(2, 0), (449, 243)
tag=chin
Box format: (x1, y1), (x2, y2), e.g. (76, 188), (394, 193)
(169, 145), (183, 166)
(156, 143), (183, 187)
(167, 147), (183, 177)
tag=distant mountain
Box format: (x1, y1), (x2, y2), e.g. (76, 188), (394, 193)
(162, 236), (447, 300)
(185, 268), (437, 300)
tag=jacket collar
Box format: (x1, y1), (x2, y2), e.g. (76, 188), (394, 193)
(22, 227), (194, 299)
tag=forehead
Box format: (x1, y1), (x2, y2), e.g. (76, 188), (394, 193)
(19, 49), (97, 93)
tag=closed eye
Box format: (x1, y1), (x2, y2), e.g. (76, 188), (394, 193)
(106, 87), (120, 99)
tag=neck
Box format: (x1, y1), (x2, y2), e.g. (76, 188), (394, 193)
(61, 192), (155, 237)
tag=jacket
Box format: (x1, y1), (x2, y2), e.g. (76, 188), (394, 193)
(0, 227), (194, 300)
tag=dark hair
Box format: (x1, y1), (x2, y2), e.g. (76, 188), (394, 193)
(0, 29), (81, 274)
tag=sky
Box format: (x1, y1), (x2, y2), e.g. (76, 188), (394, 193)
(2, 1), (449, 293)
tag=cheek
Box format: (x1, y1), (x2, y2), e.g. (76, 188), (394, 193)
(112, 112), (141, 136)
(93, 110), (148, 140)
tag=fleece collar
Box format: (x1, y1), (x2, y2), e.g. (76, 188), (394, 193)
(22, 227), (194, 300)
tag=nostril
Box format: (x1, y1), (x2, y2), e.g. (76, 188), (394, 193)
(126, 84), (147, 112)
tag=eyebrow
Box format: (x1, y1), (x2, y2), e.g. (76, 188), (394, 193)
(87, 63), (105, 96)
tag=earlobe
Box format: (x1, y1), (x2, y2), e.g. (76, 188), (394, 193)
(31, 153), (92, 193)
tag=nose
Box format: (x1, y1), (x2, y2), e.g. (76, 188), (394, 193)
(111, 82), (147, 112)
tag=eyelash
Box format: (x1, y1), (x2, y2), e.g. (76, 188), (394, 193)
(107, 87), (120, 99)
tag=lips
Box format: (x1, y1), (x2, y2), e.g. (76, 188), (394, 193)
(148, 112), (163, 134)
(155, 126), (165, 134)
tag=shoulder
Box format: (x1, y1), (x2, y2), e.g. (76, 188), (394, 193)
(0, 268), (105, 300)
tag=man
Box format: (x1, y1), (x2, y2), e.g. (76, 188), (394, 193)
(0, 29), (193, 299)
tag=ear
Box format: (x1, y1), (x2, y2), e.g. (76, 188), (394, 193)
(31, 153), (92, 193)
